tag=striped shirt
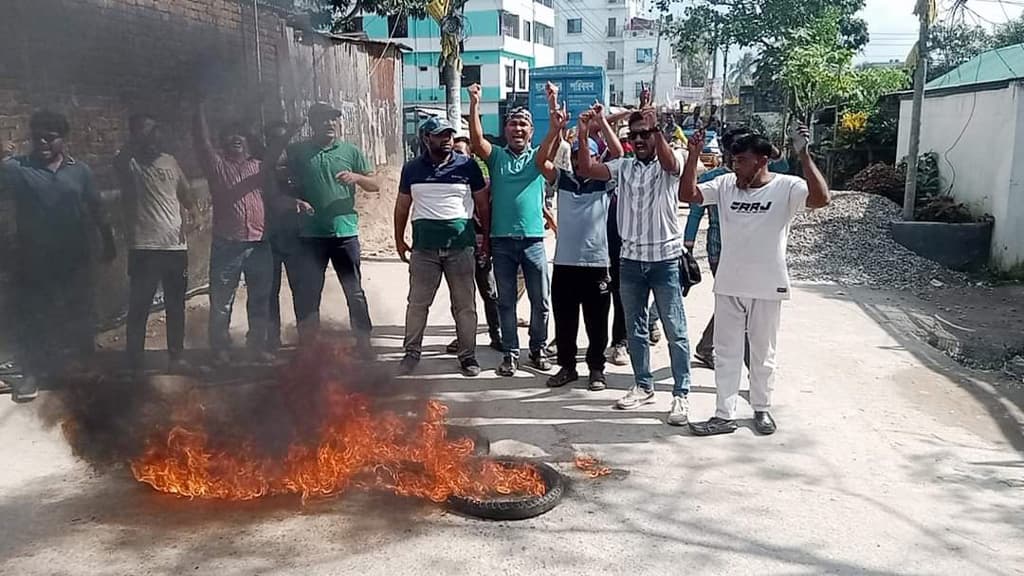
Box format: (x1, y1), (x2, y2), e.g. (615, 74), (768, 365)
(400, 152), (486, 250)
(605, 153), (685, 262)
(199, 151), (265, 242)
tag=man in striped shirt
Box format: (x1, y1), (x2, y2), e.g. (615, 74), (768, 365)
(394, 117), (490, 377)
(194, 100), (274, 365)
(578, 108), (696, 426)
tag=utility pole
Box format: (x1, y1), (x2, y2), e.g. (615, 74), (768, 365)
(429, 0), (464, 126)
(651, 14), (664, 104)
(721, 45), (730, 100)
(903, 0), (932, 221)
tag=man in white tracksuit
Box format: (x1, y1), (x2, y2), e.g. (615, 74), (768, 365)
(679, 127), (830, 436)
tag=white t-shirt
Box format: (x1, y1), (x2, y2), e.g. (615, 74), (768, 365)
(699, 173), (810, 300)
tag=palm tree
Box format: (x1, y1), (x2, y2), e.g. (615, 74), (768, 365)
(727, 52), (758, 96)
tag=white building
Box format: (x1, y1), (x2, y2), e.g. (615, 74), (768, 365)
(553, 0), (680, 106)
(364, 0), (556, 134)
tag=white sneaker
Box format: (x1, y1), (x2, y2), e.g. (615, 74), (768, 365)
(615, 386), (655, 410)
(606, 344), (629, 367)
(667, 396), (690, 426)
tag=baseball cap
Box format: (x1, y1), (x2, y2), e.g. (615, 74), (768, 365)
(572, 137), (599, 156)
(308, 102), (342, 120)
(453, 131), (471, 143)
(419, 116), (457, 136)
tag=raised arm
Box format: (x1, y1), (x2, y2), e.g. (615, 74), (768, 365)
(592, 104), (623, 160)
(643, 107), (679, 175)
(536, 104), (568, 183)
(193, 99), (218, 173)
(467, 84), (492, 161)
(795, 125), (831, 209)
(680, 130), (705, 203)
(575, 111), (613, 182)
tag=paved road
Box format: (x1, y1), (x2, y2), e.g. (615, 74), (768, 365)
(2, 257), (1022, 576)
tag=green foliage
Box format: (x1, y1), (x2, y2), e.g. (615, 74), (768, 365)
(926, 21), (991, 81)
(847, 68), (910, 112)
(992, 15), (1024, 49)
(780, 9), (857, 119)
(269, 0), (430, 31)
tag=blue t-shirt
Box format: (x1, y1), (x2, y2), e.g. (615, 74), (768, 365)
(553, 168), (611, 267)
(486, 146), (545, 238)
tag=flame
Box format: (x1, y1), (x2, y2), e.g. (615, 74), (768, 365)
(574, 454), (611, 478)
(128, 342), (546, 503)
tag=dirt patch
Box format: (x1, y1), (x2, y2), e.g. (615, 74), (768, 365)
(357, 166), (400, 258)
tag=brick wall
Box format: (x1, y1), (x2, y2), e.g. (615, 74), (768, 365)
(0, 0), (404, 359)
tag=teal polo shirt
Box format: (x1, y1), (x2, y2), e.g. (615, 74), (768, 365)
(486, 146), (545, 238)
(287, 140), (372, 238)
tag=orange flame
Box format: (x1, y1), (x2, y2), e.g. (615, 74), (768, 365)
(574, 454), (611, 478)
(128, 344), (546, 503)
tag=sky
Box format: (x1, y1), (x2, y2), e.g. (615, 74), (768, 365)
(858, 0), (1024, 63)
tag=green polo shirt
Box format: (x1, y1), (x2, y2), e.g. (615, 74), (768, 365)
(287, 140), (372, 238)
(486, 146), (545, 238)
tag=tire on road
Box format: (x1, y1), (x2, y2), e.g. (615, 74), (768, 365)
(446, 458), (565, 521)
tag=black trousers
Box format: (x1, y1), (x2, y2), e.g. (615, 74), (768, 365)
(127, 249), (187, 366)
(268, 232), (303, 350)
(15, 261), (95, 377)
(552, 265), (611, 372)
(474, 249), (501, 343)
(294, 236), (372, 339)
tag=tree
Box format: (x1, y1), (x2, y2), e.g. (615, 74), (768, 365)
(727, 52), (757, 94)
(992, 15), (1024, 49)
(847, 67), (911, 112)
(926, 22), (991, 81)
(779, 9), (857, 120)
(269, 0), (430, 31)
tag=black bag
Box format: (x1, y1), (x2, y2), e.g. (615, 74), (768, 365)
(680, 249), (702, 297)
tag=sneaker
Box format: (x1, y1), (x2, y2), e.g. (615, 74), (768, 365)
(588, 370), (607, 391)
(497, 355), (518, 377)
(606, 344), (629, 367)
(615, 386), (655, 410)
(545, 340), (558, 357)
(516, 317), (529, 328)
(11, 376), (38, 404)
(649, 322), (662, 345)
(667, 396), (690, 426)
(459, 358), (482, 377)
(446, 339), (460, 354)
(546, 368), (578, 388)
(397, 355), (419, 376)
(488, 339), (503, 352)
(530, 350), (552, 371)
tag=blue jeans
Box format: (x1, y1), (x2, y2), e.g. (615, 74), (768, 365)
(619, 258), (692, 397)
(209, 238), (273, 351)
(491, 237), (550, 358)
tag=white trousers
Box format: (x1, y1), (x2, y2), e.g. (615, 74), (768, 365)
(713, 295), (782, 420)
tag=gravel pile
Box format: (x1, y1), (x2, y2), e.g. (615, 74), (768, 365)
(787, 191), (967, 291)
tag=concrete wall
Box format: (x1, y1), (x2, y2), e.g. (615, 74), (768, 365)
(897, 83), (1024, 271)
(0, 0), (404, 359)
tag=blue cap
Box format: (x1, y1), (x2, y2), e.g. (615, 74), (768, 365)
(419, 116), (457, 136)
(572, 138), (599, 156)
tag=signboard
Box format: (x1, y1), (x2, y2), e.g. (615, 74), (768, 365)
(528, 66), (607, 145)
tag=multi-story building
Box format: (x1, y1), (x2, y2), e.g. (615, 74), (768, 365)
(363, 1), (556, 135)
(553, 0), (680, 107)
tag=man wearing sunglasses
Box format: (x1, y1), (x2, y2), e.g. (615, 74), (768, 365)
(577, 106), (697, 426)
(467, 83), (552, 377)
(2, 111), (116, 403)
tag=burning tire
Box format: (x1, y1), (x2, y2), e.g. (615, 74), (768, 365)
(445, 425), (490, 456)
(446, 458), (564, 521)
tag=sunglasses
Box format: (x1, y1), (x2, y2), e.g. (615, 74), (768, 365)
(33, 132), (63, 143)
(628, 129), (656, 140)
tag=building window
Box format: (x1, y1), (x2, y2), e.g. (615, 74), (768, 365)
(567, 52), (583, 66)
(636, 48), (653, 63)
(462, 65), (482, 86)
(501, 11), (521, 39)
(505, 65), (515, 88)
(567, 18), (582, 34)
(523, 20), (532, 42)
(536, 0), (553, 6)
(635, 81), (645, 98)
(609, 83), (617, 104)
(535, 23), (554, 47)
(607, 50), (617, 69)
(387, 14), (408, 37)
(607, 18), (617, 37)
(418, 65), (429, 72)
(518, 69), (527, 90)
